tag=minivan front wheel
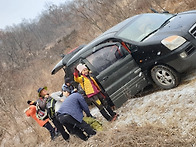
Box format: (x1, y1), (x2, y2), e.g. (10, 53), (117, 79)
(151, 65), (180, 89)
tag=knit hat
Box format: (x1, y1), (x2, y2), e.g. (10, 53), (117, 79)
(64, 77), (72, 84)
(76, 64), (87, 73)
(37, 86), (47, 97)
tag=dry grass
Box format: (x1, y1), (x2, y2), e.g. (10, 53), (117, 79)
(44, 123), (195, 147)
(27, 70), (196, 147)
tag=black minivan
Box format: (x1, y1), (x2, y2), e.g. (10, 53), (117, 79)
(52, 10), (196, 108)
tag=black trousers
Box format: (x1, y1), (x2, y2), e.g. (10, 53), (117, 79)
(51, 116), (70, 141)
(43, 121), (55, 139)
(89, 93), (116, 121)
(57, 114), (96, 140)
(64, 123), (88, 141)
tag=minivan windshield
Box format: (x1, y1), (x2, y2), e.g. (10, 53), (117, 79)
(117, 13), (174, 42)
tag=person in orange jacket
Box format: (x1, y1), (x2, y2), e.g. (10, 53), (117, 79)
(74, 63), (118, 121)
(24, 100), (56, 140)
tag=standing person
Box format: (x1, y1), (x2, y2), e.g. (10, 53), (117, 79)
(24, 102), (56, 140)
(62, 77), (77, 94)
(56, 88), (96, 141)
(74, 63), (118, 121)
(37, 87), (70, 142)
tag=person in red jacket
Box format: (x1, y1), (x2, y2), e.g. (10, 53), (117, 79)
(24, 101), (56, 140)
(74, 63), (118, 121)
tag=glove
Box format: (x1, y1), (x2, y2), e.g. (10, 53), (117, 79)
(27, 100), (37, 105)
(27, 100), (31, 104)
(88, 114), (96, 119)
(73, 68), (79, 77)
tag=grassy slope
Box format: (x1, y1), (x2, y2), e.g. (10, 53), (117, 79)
(42, 71), (196, 147)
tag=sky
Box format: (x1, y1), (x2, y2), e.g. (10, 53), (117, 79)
(0, 0), (67, 30)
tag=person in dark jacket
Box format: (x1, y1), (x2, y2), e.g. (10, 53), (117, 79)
(62, 77), (77, 94)
(56, 88), (96, 141)
(37, 86), (70, 142)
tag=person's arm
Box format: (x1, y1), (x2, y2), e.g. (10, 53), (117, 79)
(73, 68), (83, 84)
(70, 85), (77, 93)
(25, 107), (32, 116)
(51, 91), (65, 101)
(78, 94), (92, 117)
(27, 100), (37, 106)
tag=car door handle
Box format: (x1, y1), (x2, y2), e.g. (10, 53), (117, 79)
(102, 76), (108, 81)
(134, 68), (141, 74)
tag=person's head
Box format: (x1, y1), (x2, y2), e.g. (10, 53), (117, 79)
(76, 63), (89, 75)
(63, 88), (71, 97)
(37, 86), (47, 97)
(64, 77), (72, 86)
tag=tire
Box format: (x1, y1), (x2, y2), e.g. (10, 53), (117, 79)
(151, 65), (181, 89)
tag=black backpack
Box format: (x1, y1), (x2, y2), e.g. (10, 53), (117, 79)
(46, 97), (56, 119)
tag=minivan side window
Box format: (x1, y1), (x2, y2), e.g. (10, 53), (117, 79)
(86, 45), (124, 73)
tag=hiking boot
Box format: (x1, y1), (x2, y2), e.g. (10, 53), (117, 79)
(66, 137), (70, 142)
(100, 109), (112, 121)
(55, 130), (61, 137)
(111, 114), (118, 122)
(51, 135), (57, 141)
(83, 136), (89, 141)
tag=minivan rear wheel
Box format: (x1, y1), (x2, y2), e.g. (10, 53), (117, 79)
(151, 65), (180, 89)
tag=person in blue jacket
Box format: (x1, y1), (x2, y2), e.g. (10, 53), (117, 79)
(56, 88), (96, 141)
(62, 77), (77, 94)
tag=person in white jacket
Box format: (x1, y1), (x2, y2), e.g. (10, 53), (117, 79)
(50, 91), (67, 112)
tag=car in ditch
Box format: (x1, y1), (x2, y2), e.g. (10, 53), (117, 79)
(51, 10), (196, 108)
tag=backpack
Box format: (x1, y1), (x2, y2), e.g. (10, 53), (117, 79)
(35, 103), (48, 120)
(46, 97), (56, 119)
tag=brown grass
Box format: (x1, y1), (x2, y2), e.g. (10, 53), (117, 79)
(44, 123), (195, 147)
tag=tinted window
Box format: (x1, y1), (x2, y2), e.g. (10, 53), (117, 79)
(86, 45), (123, 72)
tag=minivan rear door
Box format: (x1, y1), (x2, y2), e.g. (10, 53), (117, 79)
(84, 43), (148, 108)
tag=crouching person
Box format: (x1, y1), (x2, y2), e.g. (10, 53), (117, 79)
(56, 88), (96, 141)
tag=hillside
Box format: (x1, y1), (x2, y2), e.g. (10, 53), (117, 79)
(33, 70), (196, 147)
